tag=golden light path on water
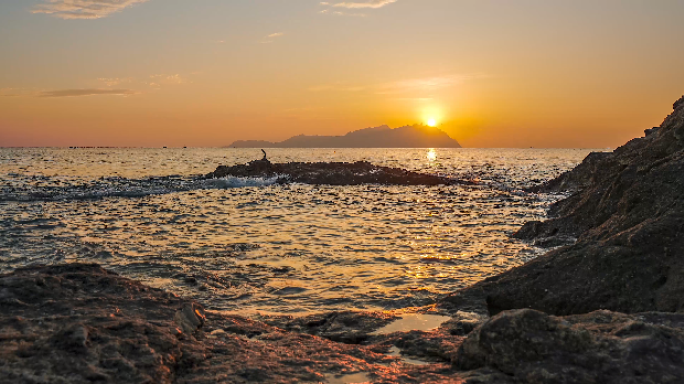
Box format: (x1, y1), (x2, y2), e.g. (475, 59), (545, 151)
(427, 149), (437, 162)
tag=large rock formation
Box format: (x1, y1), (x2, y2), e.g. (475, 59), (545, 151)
(207, 159), (464, 186)
(434, 97), (684, 382)
(4, 264), (684, 383)
(229, 124), (462, 149)
(440, 95), (684, 317)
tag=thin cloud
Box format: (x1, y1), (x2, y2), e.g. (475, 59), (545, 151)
(149, 74), (186, 85)
(31, 0), (150, 20)
(261, 32), (285, 44)
(378, 74), (487, 94)
(309, 82), (366, 92)
(98, 77), (132, 87)
(309, 73), (486, 95)
(320, 9), (367, 17)
(1, 88), (23, 97)
(38, 89), (136, 98)
(1, 87), (42, 97)
(331, 0), (397, 9)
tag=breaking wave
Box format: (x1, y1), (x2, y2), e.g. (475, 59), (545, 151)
(0, 175), (281, 202)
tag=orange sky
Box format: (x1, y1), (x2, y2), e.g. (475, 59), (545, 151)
(1, 0), (683, 148)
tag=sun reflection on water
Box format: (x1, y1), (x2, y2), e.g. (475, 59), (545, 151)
(427, 149), (437, 162)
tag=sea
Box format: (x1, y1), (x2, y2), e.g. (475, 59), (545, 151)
(0, 148), (593, 315)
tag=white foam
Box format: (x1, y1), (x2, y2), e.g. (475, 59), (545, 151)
(201, 175), (281, 189)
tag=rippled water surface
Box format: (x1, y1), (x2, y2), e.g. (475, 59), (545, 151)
(0, 148), (593, 314)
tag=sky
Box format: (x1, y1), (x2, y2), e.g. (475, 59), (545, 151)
(1, 0), (684, 148)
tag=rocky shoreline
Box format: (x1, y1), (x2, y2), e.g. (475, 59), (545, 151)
(3, 96), (684, 383)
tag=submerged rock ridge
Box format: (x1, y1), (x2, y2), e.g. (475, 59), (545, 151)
(228, 124), (462, 149)
(207, 159), (463, 186)
(441, 95), (684, 316)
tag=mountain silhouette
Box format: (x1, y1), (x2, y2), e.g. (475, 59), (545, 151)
(228, 125), (461, 148)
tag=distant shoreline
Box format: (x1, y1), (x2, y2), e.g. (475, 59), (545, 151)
(227, 124), (462, 149)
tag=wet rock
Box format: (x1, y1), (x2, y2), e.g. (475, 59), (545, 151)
(262, 311), (398, 344)
(454, 309), (684, 384)
(441, 96), (684, 316)
(206, 160), (466, 186)
(526, 151), (613, 194)
(440, 311), (488, 336)
(174, 302), (205, 334)
(381, 329), (464, 365)
(0, 264), (466, 383)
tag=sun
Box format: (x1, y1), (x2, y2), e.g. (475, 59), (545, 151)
(427, 118), (438, 127)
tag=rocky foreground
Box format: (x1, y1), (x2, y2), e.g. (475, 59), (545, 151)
(4, 97), (684, 383)
(4, 264), (684, 384)
(0, 264), (468, 384)
(206, 159), (463, 186)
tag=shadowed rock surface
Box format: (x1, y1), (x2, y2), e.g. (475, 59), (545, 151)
(0, 264), (469, 383)
(454, 309), (684, 384)
(207, 159), (463, 186)
(440, 95), (684, 317)
(261, 311), (399, 344)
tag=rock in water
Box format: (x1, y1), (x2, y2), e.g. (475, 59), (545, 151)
(207, 160), (465, 186)
(441, 95), (684, 316)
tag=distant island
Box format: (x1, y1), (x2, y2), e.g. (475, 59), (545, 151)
(227, 124), (462, 148)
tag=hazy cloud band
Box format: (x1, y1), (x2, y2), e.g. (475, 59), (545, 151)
(32, 0), (150, 20)
(38, 89), (136, 97)
(331, 0), (397, 9)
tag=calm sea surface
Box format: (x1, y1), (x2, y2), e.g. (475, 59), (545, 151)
(0, 148), (593, 314)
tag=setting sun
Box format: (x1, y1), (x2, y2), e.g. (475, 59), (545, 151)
(427, 118), (438, 127)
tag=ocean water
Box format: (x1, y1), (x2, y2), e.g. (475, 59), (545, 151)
(0, 148), (592, 315)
